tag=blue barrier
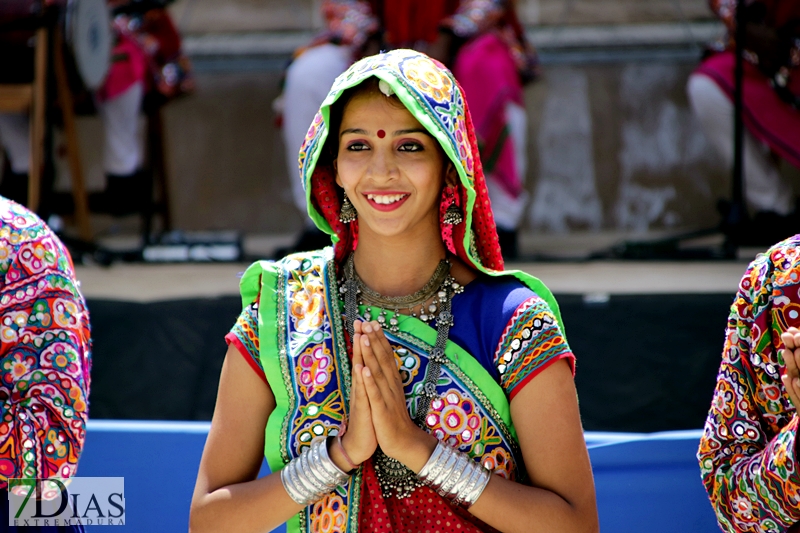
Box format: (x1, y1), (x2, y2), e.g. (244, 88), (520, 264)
(586, 430), (719, 532)
(74, 421), (719, 532)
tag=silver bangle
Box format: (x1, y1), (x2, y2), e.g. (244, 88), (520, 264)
(417, 441), (492, 508)
(438, 451), (468, 498)
(280, 437), (350, 506)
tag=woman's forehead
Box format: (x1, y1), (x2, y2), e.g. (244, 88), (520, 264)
(340, 91), (424, 131)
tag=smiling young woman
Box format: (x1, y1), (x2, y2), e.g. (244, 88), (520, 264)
(190, 50), (598, 533)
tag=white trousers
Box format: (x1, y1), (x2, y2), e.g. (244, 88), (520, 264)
(687, 72), (793, 215)
(0, 112), (31, 174)
(282, 44), (352, 222)
(0, 81), (144, 177)
(99, 82), (144, 176)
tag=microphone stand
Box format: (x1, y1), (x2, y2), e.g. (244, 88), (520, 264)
(609, 0), (747, 260)
(723, 0), (748, 256)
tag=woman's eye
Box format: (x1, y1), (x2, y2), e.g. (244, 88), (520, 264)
(398, 142), (423, 152)
(346, 142), (369, 151)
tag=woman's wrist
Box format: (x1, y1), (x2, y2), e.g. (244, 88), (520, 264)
(328, 436), (358, 473)
(389, 428), (439, 474)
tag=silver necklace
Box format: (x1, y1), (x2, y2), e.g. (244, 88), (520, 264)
(339, 253), (464, 498)
(340, 254), (454, 333)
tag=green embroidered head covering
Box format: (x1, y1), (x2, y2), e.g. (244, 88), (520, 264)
(297, 49), (505, 273)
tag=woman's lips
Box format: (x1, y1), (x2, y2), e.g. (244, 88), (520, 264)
(363, 192), (410, 212)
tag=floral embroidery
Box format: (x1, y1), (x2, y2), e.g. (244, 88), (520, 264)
(294, 391), (345, 432)
(0, 197), (91, 490)
(698, 235), (800, 532)
(394, 346), (420, 386)
(480, 446), (514, 479)
(296, 421), (341, 453)
(310, 491), (348, 533)
(289, 275), (326, 332)
(425, 389), (482, 448)
(404, 55), (454, 104)
(17, 238), (58, 274)
(53, 298), (80, 329)
(297, 344), (335, 399)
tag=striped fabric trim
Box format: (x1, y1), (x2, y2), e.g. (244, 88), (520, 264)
(493, 295), (575, 397)
(226, 303), (264, 381)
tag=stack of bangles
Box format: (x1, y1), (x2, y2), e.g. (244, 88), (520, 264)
(281, 439), (492, 509)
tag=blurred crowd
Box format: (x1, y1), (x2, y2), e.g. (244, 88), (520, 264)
(0, 0), (192, 218)
(0, 0), (798, 249)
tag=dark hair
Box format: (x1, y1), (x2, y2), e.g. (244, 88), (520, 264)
(321, 77), (406, 165)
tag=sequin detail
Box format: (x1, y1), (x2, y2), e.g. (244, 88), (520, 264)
(698, 235), (800, 532)
(0, 198), (91, 490)
(493, 295), (574, 398)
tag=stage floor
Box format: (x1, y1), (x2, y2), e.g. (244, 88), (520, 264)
(75, 255), (752, 433)
(75, 257), (752, 302)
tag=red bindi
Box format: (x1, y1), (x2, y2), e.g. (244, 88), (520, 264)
(377, 129), (386, 138)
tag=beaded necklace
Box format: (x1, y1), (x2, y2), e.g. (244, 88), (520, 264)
(339, 253), (464, 497)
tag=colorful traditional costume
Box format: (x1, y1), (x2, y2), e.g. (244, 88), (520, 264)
(0, 196), (91, 532)
(228, 50), (574, 533)
(698, 235), (800, 532)
(280, 0), (537, 242)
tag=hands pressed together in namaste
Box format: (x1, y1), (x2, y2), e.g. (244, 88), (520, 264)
(331, 320), (438, 474)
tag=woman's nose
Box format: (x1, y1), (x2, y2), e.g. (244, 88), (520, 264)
(367, 146), (398, 180)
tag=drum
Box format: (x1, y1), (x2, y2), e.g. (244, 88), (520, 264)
(65, 0), (112, 90)
(0, 0), (110, 91)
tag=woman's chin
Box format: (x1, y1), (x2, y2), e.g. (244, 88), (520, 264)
(356, 206), (441, 241)
(359, 219), (409, 239)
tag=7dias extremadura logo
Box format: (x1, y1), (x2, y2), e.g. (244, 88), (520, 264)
(8, 477), (125, 527)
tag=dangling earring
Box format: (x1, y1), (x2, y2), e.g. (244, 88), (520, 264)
(443, 188), (463, 225)
(339, 193), (357, 223)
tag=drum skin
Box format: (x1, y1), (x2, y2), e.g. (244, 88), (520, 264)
(67, 0), (112, 89)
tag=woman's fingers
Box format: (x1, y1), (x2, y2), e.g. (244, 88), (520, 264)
(352, 321), (364, 367)
(343, 362), (377, 465)
(352, 363), (368, 403)
(782, 373), (800, 410)
(791, 377), (800, 410)
(782, 331), (797, 351)
(361, 322), (404, 400)
(352, 333), (364, 367)
(780, 329), (800, 408)
(363, 322), (401, 380)
(361, 365), (387, 415)
(784, 346), (800, 379)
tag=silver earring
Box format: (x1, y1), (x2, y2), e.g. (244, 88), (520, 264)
(443, 193), (463, 225)
(339, 193), (357, 223)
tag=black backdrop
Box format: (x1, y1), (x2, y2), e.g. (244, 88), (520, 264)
(86, 292), (734, 432)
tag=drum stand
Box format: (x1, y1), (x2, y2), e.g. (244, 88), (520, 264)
(0, 20), (96, 245)
(0, 27), (49, 217)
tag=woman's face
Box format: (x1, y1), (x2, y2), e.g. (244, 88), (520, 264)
(335, 90), (448, 241)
